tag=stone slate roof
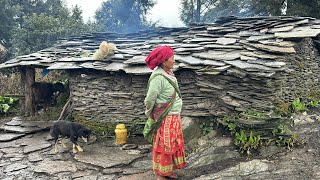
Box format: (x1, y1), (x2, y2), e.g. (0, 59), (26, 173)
(1, 16), (320, 77)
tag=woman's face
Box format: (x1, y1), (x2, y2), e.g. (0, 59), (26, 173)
(163, 56), (175, 69)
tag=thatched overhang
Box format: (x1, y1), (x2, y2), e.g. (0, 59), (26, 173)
(1, 16), (320, 123)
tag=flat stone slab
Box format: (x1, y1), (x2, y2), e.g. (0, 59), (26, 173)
(118, 170), (154, 180)
(215, 37), (237, 45)
(123, 168), (148, 175)
(247, 59), (286, 68)
(104, 62), (127, 72)
(28, 152), (43, 162)
(242, 42), (295, 54)
(96, 175), (117, 180)
(33, 159), (77, 174)
(202, 60), (226, 66)
(0, 125), (43, 134)
(20, 121), (53, 128)
(74, 144), (143, 168)
(123, 56), (146, 65)
(269, 25), (295, 33)
(193, 159), (269, 180)
(102, 168), (124, 174)
(258, 40), (295, 47)
(132, 160), (152, 170)
(124, 65), (152, 75)
(175, 55), (204, 65)
(204, 44), (243, 50)
(194, 150), (240, 169)
(275, 28), (320, 38)
(240, 51), (282, 60)
(4, 163), (28, 173)
(0, 147), (21, 154)
(72, 170), (93, 179)
(23, 143), (51, 154)
(175, 47), (205, 53)
(181, 44), (202, 48)
(224, 60), (276, 71)
(193, 51), (240, 61)
(0, 133), (25, 142)
(5, 120), (22, 126)
(246, 35), (274, 42)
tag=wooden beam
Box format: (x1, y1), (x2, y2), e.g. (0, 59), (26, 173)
(19, 67), (26, 115)
(23, 67), (35, 116)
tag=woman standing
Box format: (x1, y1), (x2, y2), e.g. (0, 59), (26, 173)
(144, 46), (187, 180)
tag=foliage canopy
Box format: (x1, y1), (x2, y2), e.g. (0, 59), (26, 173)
(180, 0), (320, 24)
(95, 0), (156, 33)
(0, 0), (102, 58)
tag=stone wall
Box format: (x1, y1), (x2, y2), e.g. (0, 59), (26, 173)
(69, 70), (273, 123)
(69, 38), (320, 123)
(274, 38), (320, 102)
(69, 71), (148, 123)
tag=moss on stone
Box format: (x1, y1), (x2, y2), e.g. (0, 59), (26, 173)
(306, 89), (320, 101)
(293, 60), (305, 69)
(74, 115), (115, 137)
(274, 100), (291, 116)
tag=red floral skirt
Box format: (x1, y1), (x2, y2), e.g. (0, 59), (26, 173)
(152, 114), (187, 176)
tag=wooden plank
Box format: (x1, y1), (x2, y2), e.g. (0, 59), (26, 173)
(24, 68), (35, 115)
(19, 67), (26, 115)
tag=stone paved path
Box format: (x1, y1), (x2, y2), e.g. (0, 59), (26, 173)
(0, 112), (320, 180)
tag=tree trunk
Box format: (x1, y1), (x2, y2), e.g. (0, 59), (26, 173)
(19, 68), (26, 115)
(21, 67), (35, 116)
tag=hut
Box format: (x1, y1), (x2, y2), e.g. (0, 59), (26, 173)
(1, 16), (320, 130)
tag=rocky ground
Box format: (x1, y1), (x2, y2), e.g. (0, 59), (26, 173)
(1, 109), (320, 180)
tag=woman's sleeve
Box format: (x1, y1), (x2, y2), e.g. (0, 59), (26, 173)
(144, 76), (163, 116)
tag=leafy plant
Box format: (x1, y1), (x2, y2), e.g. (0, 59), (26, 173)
(307, 100), (319, 108)
(291, 98), (306, 113)
(275, 100), (291, 116)
(199, 122), (213, 135)
(0, 96), (19, 114)
(227, 123), (237, 134)
(235, 131), (262, 156)
(221, 110), (300, 157)
(272, 124), (300, 150)
(198, 117), (220, 135)
(276, 97), (320, 116)
(240, 110), (268, 118)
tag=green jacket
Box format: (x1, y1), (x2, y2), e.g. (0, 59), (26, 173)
(144, 67), (183, 116)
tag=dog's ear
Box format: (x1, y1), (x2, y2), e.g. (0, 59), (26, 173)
(79, 128), (91, 137)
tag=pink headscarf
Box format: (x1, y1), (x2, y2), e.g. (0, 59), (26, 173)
(145, 46), (174, 70)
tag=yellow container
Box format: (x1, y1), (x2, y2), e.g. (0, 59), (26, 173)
(115, 124), (127, 145)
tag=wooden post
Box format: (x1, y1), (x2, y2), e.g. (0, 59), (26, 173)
(196, 0), (201, 22)
(19, 67), (26, 115)
(22, 67), (35, 116)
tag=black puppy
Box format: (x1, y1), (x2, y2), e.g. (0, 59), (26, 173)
(50, 121), (91, 154)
